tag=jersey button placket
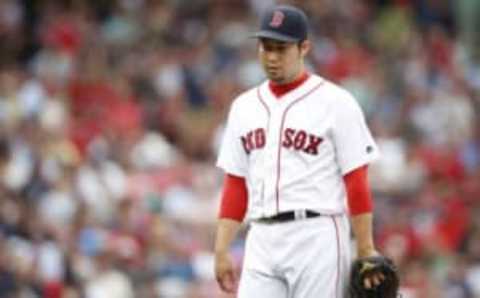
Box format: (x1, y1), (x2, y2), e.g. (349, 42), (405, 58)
(271, 104), (285, 215)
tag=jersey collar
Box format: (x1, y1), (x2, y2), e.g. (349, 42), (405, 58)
(259, 74), (324, 109)
(268, 71), (310, 99)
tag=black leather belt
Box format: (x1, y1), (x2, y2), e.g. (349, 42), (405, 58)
(257, 210), (321, 223)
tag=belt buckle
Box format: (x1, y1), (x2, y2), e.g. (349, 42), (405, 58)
(294, 210), (307, 220)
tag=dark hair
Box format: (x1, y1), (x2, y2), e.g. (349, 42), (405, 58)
(296, 39), (309, 49)
(0, 138), (9, 163)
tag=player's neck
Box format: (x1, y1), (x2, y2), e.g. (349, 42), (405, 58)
(269, 71), (310, 98)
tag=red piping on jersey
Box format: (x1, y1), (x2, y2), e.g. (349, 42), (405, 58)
(257, 87), (270, 115)
(275, 81), (325, 212)
(331, 216), (341, 298)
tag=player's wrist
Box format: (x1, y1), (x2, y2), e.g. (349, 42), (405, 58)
(356, 246), (378, 258)
(214, 238), (232, 257)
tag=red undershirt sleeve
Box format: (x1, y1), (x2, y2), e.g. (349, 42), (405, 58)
(343, 165), (373, 215)
(218, 174), (248, 221)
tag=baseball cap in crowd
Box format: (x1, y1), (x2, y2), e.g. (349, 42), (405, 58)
(253, 5), (309, 43)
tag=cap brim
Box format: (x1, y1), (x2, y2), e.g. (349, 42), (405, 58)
(251, 30), (299, 43)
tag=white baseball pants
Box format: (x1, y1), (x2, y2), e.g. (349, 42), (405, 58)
(238, 214), (351, 298)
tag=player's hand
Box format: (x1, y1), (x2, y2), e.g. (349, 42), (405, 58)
(214, 251), (238, 293)
(356, 249), (385, 289)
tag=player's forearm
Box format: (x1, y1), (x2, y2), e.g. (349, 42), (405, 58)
(215, 218), (242, 255)
(350, 212), (376, 257)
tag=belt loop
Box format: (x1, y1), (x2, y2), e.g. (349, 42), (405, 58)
(295, 209), (307, 220)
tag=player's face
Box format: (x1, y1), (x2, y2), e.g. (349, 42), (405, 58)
(258, 38), (310, 84)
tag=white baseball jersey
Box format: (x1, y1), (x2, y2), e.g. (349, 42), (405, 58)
(217, 74), (379, 220)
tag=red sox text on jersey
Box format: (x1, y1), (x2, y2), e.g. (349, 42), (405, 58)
(241, 128), (323, 155)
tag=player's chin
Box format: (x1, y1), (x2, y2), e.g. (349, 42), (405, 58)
(265, 71), (284, 83)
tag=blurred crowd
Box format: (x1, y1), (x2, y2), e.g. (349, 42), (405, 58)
(0, 0), (479, 297)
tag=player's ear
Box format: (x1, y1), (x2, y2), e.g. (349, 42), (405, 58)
(299, 39), (311, 57)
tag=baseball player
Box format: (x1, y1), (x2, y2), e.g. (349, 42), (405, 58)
(214, 5), (384, 298)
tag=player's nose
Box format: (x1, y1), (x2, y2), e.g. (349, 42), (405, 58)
(265, 51), (280, 63)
